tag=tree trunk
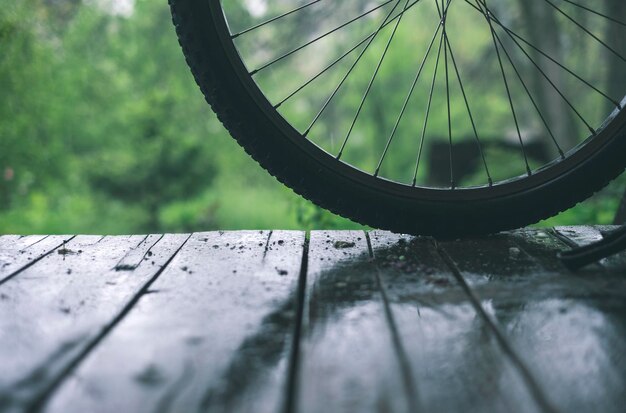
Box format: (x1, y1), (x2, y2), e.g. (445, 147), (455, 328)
(517, 0), (578, 151)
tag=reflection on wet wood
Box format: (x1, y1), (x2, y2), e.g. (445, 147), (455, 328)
(440, 228), (626, 413)
(0, 227), (623, 413)
(296, 231), (411, 413)
(371, 231), (542, 413)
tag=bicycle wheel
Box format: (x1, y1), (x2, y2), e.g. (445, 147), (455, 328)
(169, 0), (626, 237)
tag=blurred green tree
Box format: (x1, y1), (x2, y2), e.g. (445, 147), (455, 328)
(1, 0), (623, 234)
(80, 0), (218, 231)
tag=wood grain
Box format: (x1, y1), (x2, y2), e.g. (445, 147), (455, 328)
(44, 231), (305, 413)
(0, 235), (72, 284)
(0, 228), (622, 413)
(0, 234), (188, 412)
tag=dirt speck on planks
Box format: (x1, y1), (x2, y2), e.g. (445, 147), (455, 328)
(115, 264), (137, 271)
(375, 237), (436, 276)
(185, 336), (204, 346)
(508, 247), (521, 259)
(333, 241), (356, 249)
(430, 277), (452, 287)
(58, 247), (82, 256)
(134, 364), (166, 387)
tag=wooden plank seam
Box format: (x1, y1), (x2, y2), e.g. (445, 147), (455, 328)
(365, 231), (420, 412)
(0, 235), (77, 286)
(435, 241), (559, 413)
(28, 234), (192, 412)
(283, 231), (309, 413)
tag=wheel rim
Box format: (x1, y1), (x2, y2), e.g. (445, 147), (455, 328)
(213, 0), (626, 201)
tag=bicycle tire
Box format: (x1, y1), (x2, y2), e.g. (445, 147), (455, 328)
(169, 0), (626, 237)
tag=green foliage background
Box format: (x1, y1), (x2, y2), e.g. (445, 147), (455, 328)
(0, 0), (623, 234)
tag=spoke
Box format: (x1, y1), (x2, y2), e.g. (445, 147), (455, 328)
(469, 0), (597, 135)
(337, 0), (409, 159)
(436, 1), (492, 185)
(413, 22), (446, 186)
(250, 0), (396, 75)
(228, 0), (625, 188)
(468, 1), (620, 108)
(374, 1), (450, 176)
(304, 0), (409, 136)
(231, 0), (324, 39)
(488, 16), (565, 158)
(338, 0), (412, 162)
(561, 0), (626, 27)
(275, 5), (412, 109)
(542, 0), (626, 64)
(442, 0), (455, 187)
(477, 0), (531, 176)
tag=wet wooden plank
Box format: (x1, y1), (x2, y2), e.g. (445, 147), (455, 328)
(0, 235), (23, 246)
(43, 231), (304, 413)
(0, 235), (72, 284)
(0, 234), (188, 412)
(554, 225), (626, 270)
(554, 226), (612, 246)
(296, 231), (412, 413)
(113, 234), (163, 271)
(440, 230), (626, 413)
(505, 228), (570, 272)
(0, 227), (621, 413)
(369, 231), (542, 413)
(507, 228), (615, 276)
(0, 235), (44, 249)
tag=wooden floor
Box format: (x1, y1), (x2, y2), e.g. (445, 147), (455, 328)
(0, 227), (625, 413)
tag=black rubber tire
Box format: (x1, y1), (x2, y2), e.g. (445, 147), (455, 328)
(169, 0), (626, 237)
